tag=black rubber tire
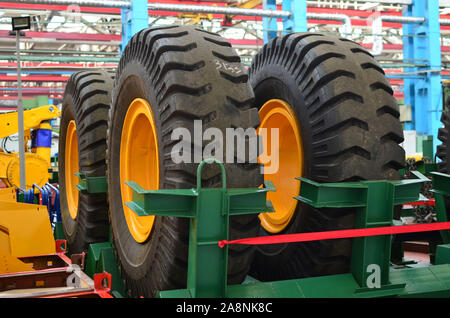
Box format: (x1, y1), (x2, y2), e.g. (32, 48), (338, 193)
(59, 71), (114, 254)
(248, 33), (405, 281)
(437, 110), (450, 222)
(107, 26), (262, 297)
(438, 111), (450, 174)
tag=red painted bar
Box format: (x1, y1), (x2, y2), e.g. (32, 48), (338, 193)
(0, 2), (119, 14)
(0, 1), (449, 30)
(0, 75), (69, 82)
(0, 30), (121, 42)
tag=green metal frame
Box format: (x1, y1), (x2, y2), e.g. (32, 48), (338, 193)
(74, 172), (108, 194)
(125, 158), (275, 297)
(126, 164), (450, 298)
(84, 239), (126, 298)
(71, 161), (450, 298)
(72, 172), (124, 297)
(53, 222), (65, 240)
(296, 171), (428, 296)
(431, 172), (450, 244)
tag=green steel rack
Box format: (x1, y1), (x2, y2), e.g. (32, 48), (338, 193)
(126, 165), (450, 298)
(74, 172), (108, 194)
(72, 172), (124, 297)
(125, 158), (275, 298)
(73, 161), (450, 298)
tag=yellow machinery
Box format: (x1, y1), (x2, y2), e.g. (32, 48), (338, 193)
(0, 105), (60, 274)
(0, 105), (61, 190)
(179, 0), (261, 25)
(0, 187), (56, 274)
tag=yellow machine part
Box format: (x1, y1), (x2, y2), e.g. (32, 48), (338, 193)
(0, 200), (55, 273)
(0, 247), (34, 274)
(0, 187), (16, 202)
(181, 0), (261, 24)
(0, 106), (59, 273)
(0, 188), (36, 273)
(0, 152), (51, 190)
(0, 105), (59, 190)
(178, 12), (213, 24)
(406, 153), (424, 162)
(0, 105), (60, 140)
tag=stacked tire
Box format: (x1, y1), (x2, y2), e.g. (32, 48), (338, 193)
(59, 28), (406, 296)
(60, 26), (262, 297)
(106, 26), (262, 297)
(248, 33), (405, 280)
(59, 71), (113, 254)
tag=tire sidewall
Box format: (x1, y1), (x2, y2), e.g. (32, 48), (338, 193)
(60, 71), (112, 254)
(59, 95), (79, 243)
(250, 66), (314, 257)
(109, 62), (169, 282)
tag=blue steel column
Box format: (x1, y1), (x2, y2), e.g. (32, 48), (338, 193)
(282, 0), (307, 35)
(121, 0), (149, 52)
(402, 5), (415, 131)
(263, 0), (277, 43)
(402, 0), (442, 152)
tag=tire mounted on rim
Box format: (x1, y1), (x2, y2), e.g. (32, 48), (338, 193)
(107, 26), (262, 297)
(249, 33), (405, 281)
(59, 71), (113, 254)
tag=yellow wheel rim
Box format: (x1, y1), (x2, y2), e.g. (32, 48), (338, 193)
(258, 99), (304, 234)
(65, 120), (79, 220)
(120, 98), (159, 243)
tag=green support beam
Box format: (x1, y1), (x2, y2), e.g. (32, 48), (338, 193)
(125, 159), (275, 298)
(84, 240), (127, 298)
(296, 170), (428, 292)
(75, 172), (108, 194)
(77, 163), (450, 298)
(431, 172), (450, 243)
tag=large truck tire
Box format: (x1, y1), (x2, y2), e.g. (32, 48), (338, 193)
(106, 26), (262, 297)
(249, 33), (405, 281)
(438, 110), (450, 174)
(59, 71), (114, 254)
(437, 110), (450, 222)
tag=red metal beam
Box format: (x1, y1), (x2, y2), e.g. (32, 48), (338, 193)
(229, 38), (450, 52)
(0, 96), (34, 100)
(0, 62), (117, 69)
(0, 75), (69, 82)
(0, 91), (64, 95)
(0, 86), (63, 89)
(1, 1), (450, 30)
(0, 2), (119, 14)
(0, 30), (120, 42)
(0, 95), (63, 99)
(2, 32), (449, 53)
(145, 1), (450, 30)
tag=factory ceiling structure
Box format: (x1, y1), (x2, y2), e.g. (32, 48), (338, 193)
(0, 0), (448, 105)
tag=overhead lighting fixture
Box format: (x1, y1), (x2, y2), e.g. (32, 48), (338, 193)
(11, 16), (31, 31)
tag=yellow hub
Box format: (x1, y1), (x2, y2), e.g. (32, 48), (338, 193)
(258, 99), (304, 234)
(65, 120), (79, 220)
(120, 98), (159, 243)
